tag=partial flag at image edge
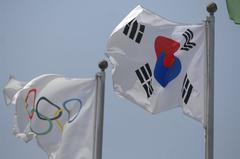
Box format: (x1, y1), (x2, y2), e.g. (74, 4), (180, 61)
(3, 74), (96, 159)
(226, 0), (240, 24)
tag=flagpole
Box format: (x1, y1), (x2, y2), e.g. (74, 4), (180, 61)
(205, 2), (217, 159)
(93, 60), (108, 159)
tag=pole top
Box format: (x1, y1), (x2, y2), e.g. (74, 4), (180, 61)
(207, 2), (217, 15)
(98, 60), (108, 71)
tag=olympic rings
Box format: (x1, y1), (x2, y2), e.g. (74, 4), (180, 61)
(24, 88), (37, 120)
(30, 109), (53, 135)
(24, 88), (82, 136)
(63, 98), (82, 123)
(36, 96), (62, 121)
(54, 109), (64, 132)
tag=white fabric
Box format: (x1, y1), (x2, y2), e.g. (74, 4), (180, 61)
(106, 5), (205, 124)
(3, 74), (96, 159)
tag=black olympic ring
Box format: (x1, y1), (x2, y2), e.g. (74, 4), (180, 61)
(36, 96), (62, 121)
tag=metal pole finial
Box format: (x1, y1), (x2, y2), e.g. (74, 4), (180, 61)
(207, 2), (217, 15)
(98, 60), (108, 71)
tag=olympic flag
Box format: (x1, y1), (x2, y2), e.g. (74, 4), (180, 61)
(3, 74), (97, 159)
(106, 5), (206, 123)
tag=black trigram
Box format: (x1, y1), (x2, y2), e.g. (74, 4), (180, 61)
(181, 74), (193, 104)
(123, 19), (145, 44)
(135, 63), (154, 98)
(181, 29), (196, 51)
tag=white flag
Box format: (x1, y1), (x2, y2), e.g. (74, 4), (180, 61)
(106, 5), (206, 123)
(3, 74), (96, 159)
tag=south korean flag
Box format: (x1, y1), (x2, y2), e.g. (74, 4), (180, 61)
(106, 5), (205, 124)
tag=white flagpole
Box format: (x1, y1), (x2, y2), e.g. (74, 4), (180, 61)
(205, 2), (217, 159)
(93, 60), (108, 159)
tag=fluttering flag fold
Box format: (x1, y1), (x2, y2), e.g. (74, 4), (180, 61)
(106, 5), (206, 123)
(3, 74), (96, 159)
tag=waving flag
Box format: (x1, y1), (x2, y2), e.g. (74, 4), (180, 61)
(106, 5), (206, 123)
(3, 74), (96, 159)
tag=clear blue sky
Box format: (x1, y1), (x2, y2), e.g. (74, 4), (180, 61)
(0, 0), (239, 159)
